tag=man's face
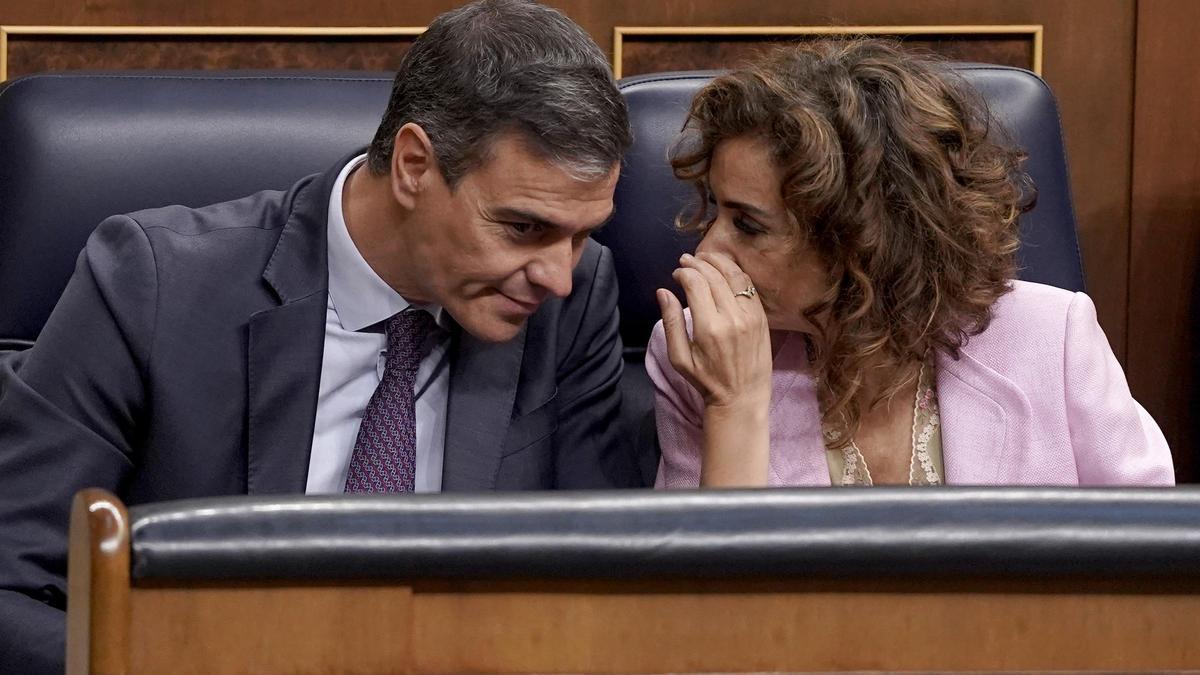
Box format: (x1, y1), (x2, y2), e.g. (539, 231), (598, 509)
(404, 133), (619, 342)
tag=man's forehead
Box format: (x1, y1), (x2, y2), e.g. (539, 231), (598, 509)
(472, 132), (618, 184)
(471, 147), (618, 233)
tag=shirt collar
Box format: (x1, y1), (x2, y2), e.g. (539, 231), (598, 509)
(326, 154), (446, 332)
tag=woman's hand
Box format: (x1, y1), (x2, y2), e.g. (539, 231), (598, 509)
(658, 252), (774, 487)
(657, 252), (773, 413)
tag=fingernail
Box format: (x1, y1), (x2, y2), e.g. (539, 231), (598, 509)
(680, 253), (692, 263)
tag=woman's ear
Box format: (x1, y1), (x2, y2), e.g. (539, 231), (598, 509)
(389, 122), (437, 209)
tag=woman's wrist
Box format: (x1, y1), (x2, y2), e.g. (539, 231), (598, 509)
(703, 392), (771, 421)
(699, 398), (771, 487)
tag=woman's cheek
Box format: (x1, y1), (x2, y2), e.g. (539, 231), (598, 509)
(761, 287), (810, 333)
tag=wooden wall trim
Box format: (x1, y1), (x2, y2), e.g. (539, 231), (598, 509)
(1128, 0), (1200, 481)
(613, 24), (1044, 77)
(0, 25), (424, 80)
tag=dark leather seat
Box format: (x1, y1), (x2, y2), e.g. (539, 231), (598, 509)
(0, 71), (394, 351)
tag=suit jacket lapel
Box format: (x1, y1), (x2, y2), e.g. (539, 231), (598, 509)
(442, 327), (526, 490)
(936, 348), (1032, 484)
(245, 158), (348, 494)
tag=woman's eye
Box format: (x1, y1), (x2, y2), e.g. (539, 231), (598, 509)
(733, 215), (764, 236)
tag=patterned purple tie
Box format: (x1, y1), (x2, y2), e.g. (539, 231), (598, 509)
(344, 309), (437, 493)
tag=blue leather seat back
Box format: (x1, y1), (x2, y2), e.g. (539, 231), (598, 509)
(0, 71), (393, 346)
(599, 66), (1085, 360)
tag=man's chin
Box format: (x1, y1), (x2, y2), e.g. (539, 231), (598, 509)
(454, 314), (528, 343)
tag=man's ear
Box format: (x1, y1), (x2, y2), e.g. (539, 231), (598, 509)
(390, 122), (438, 210)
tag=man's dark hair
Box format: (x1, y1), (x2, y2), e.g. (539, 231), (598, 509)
(367, 0), (631, 185)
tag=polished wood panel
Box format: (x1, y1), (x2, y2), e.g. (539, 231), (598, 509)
(66, 489), (130, 675)
(617, 28), (1038, 79)
(130, 584), (414, 674)
(120, 577), (1200, 672)
(412, 578), (1200, 672)
(1129, 0), (1200, 481)
(6, 35), (415, 79)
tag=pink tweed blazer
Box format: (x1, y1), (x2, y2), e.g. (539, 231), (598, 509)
(648, 280), (1175, 487)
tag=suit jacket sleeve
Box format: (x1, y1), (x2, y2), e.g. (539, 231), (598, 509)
(646, 315), (706, 489)
(550, 244), (642, 488)
(0, 215), (156, 674)
(1063, 291), (1174, 485)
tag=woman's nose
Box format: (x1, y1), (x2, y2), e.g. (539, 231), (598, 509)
(695, 222), (727, 258)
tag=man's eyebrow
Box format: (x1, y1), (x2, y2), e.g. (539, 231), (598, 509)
(491, 206), (614, 234)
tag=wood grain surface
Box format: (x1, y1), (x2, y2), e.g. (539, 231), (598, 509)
(119, 577), (1200, 672)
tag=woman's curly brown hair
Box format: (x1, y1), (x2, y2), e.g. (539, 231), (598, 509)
(671, 38), (1034, 447)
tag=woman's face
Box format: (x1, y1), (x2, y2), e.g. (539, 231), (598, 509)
(695, 135), (830, 333)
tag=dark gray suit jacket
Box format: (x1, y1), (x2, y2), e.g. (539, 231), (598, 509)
(0, 158), (639, 674)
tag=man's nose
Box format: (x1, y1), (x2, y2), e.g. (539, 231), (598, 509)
(529, 238), (575, 299)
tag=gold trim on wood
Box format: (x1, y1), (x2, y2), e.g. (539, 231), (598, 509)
(613, 25), (1045, 78)
(0, 25), (426, 81)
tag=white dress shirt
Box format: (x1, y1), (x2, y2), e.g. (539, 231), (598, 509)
(305, 155), (451, 494)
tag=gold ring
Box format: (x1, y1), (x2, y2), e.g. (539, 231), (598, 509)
(733, 285), (757, 299)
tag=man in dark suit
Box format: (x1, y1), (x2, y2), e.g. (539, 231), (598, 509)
(0, 1), (641, 672)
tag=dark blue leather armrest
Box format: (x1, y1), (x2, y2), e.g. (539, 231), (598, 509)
(129, 488), (1200, 582)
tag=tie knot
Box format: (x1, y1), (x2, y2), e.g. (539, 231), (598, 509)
(384, 309), (436, 367)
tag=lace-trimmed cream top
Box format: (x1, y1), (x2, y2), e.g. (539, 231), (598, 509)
(823, 361), (944, 486)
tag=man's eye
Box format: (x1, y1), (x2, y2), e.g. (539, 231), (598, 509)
(508, 222), (541, 236)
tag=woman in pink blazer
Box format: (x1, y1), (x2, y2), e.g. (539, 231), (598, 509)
(650, 39), (1174, 488)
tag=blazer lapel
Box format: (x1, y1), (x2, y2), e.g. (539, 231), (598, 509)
(441, 327), (526, 490)
(246, 297), (327, 493)
(245, 160), (346, 494)
(935, 348), (1032, 484)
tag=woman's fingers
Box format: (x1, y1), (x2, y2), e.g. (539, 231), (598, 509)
(697, 252), (759, 312)
(678, 253), (739, 314)
(657, 288), (694, 378)
(672, 263), (717, 327)
(661, 255), (772, 410)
